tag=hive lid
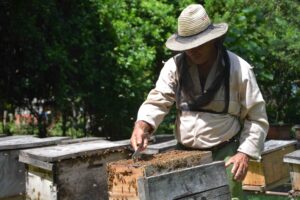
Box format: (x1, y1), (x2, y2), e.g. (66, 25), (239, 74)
(19, 140), (129, 163)
(283, 149), (300, 165)
(0, 135), (34, 142)
(262, 140), (297, 155)
(0, 136), (69, 150)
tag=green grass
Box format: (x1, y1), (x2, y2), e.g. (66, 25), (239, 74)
(246, 192), (300, 200)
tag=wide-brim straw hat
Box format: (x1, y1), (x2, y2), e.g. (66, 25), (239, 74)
(166, 4), (228, 51)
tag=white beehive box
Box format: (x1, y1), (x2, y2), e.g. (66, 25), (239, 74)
(19, 140), (131, 200)
(0, 135), (69, 200)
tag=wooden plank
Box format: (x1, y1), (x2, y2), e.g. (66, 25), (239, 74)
(107, 150), (212, 200)
(283, 150), (300, 165)
(289, 164), (300, 191)
(19, 140), (129, 163)
(263, 145), (295, 185)
(19, 153), (53, 171)
(143, 139), (177, 154)
(242, 185), (265, 192)
(137, 161), (229, 200)
(262, 140), (297, 155)
(0, 136), (69, 150)
(111, 139), (131, 146)
(264, 177), (290, 191)
(151, 134), (174, 143)
(58, 137), (105, 144)
(26, 166), (57, 200)
(265, 190), (290, 196)
(0, 135), (34, 142)
(0, 150), (26, 199)
(55, 150), (130, 200)
(175, 185), (230, 200)
(243, 160), (265, 186)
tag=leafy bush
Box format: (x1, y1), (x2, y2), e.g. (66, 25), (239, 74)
(205, 0), (300, 124)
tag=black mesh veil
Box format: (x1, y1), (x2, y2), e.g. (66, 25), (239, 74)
(174, 42), (230, 114)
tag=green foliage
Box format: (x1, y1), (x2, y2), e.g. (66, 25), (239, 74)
(0, 0), (195, 138)
(0, 121), (37, 136)
(1, 0), (298, 138)
(205, 0), (300, 124)
(88, 0), (196, 138)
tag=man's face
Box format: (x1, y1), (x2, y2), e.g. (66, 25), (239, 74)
(185, 40), (217, 65)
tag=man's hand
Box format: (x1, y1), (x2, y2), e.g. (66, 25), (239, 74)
(130, 121), (152, 151)
(225, 152), (249, 182)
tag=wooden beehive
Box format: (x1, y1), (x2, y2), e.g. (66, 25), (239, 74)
(0, 136), (68, 200)
(19, 140), (131, 200)
(107, 150), (231, 200)
(284, 150), (300, 191)
(242, 140), (297, 192)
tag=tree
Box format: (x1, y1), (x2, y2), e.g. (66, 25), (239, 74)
(0, 0), (196, 138)
(205, 0), (300, 124)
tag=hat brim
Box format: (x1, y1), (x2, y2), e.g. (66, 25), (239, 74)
(166, 23), (228, 51)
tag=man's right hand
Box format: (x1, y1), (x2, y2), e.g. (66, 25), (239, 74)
(130, 121), (152, 151)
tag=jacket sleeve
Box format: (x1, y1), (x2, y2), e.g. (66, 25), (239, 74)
(237, 65), (269, 159)
(136, 58), (177, 133)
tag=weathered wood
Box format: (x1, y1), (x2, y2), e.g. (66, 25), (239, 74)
(26, 165), (56, 200)
(262, 140), (297, 155)
(284, 150), (300, 165)
(243, 177), (290, 193)
(264, 191), (290, 196)
(173, 185), (230, 200)
(107, 150), (213, 200)
(112, 134), (174, 147)
(20, 140), (129, 162)
(243, 140), (296, 191)
(19, 153), (54, 171)
(0, 136), (68, 200)
(143, 139), (177, 154)
(0, 135), (34, 142)
(20, 140), (131, 200)
(284, 150), (300, 191)
(58, 151), (128, 200)
(0, 136), (69, 150)
(263, 145), (294, 185)
(0, 150), (26, 199)
(242, 185), (265, 192)
(243, 159), (265, 186)
(58, 137), (105, 144)
(289, 164), (300, 191)
(151, 134), (174, 143)
(137, 161), (230, 200)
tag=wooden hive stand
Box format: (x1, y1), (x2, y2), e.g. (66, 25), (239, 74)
(107, 150), (231, 200)
(242, 140), (297, 192)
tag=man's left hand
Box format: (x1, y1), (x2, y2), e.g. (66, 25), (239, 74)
(225, 152), (249, 182)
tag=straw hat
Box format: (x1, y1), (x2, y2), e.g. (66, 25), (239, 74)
(166, 4), (228, 51)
